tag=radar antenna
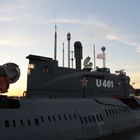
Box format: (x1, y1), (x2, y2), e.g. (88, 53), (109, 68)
(115, 69), (126, 75)
(83, 56), (93, 71)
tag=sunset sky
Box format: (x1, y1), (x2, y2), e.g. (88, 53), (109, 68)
(0, 0), (140, 96)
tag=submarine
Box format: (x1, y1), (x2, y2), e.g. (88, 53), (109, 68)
(0, 40), (140, 140)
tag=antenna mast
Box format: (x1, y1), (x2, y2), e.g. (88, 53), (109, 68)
(54, 11), (57, 60)
(67, 33), (71, 68)
(93, 44), (96, 70)
(62, 42), (64, 67)
(101, 46), (106, 68)
(71, 51), (74, 68)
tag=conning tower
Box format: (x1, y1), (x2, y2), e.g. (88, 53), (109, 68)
(26, 42), (132, 99)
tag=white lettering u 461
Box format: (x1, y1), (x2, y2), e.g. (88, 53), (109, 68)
(96, 79), (114, 88)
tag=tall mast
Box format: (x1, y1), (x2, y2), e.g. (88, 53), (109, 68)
(62, 42), (64, 67)
(67, 33), (71, 68)
(54, 11), (57, 60)
(71, 51), (74, 68)
(93, 44), (96, 70)
(101, 46), (106, 68)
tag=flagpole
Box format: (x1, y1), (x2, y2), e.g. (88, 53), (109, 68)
(101, 46), (106, 68)
(62, 42), (64, 67)
(93, 45), (96, 70)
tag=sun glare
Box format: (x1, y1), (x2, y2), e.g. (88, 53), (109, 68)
(6, 78), (27, 97)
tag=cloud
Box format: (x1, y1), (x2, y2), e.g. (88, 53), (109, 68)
(0, 33), (52, 49)
(0, 0), (46, 23)
(45, 17), (114, 42)
(0, 0), (35, 12)
(0, 36), (36, 47)
(43, 18), (83, 24)
(136, 46), (140, 53)
(0, 16), (15, 22)
(106, 34), (140, 47)
(0, 2), (14, 13)
(126, 64), (140, 69)
(48, 17), (140, 52)
(88, 21), (140, 52)
(0, 1), (139, 53)
(0, 36), (27, 47)
(0, 12), (140, 54)
(106, 34), (122, 41)
(55, 18), (82, 24)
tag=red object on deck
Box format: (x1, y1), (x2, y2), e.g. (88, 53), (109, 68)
(0, 63), (20, 94)
(0, 77), (9, 93)
(0, 66), (10, 93)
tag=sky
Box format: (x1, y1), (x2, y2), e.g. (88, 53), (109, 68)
(0, 0), (140, 96)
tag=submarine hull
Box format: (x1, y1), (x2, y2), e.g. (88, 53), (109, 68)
(0, 97), (139, 140)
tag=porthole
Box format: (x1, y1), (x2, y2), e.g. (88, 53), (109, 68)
(27, 119), (31, 126)
(52, 116), (56, 121)
(48, 116), (51, 122)
(58, 115), (61, 120)
(74, 114), (77, 120)
(96, 115), (100, 122)
(84, 116), (88, 123)
(40, 116), (44, 122)
(69, 114), (72, 120)
(108, 109), (112, 115)
(35, 118), (39, 125)
(111, 109), (115, 114)
(80, 117), (83, 124)
(105, 109), (109, 116)
(99, 114), (104, 121)
(5, 120), (10, 127)
(20, 120), (24, 126)
(12, 120), (16, 127)
(64, 114), (67, 120)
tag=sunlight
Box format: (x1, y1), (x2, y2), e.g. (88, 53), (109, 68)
(6, 78), (27, 97)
